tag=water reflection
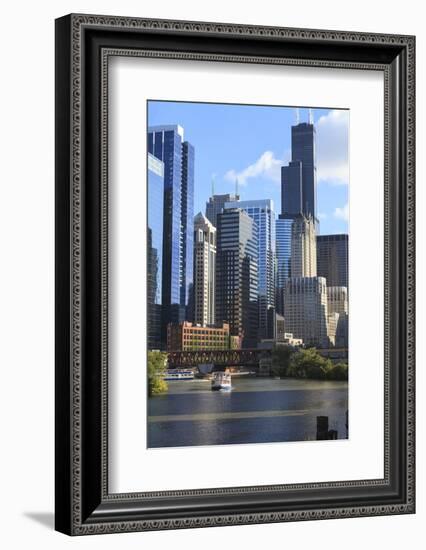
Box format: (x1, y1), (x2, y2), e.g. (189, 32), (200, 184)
(147, 378), (348, 448)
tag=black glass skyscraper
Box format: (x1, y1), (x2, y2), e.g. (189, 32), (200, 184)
(281, 161), (302, 216)
(281, 122), (317, 220)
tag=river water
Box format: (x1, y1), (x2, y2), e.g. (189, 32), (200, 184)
(147, 377), (348, 448)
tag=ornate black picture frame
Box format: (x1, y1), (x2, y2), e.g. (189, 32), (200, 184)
(55, 14), (415, 535)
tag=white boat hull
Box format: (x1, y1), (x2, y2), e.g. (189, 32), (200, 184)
(211, 373), (232, 391)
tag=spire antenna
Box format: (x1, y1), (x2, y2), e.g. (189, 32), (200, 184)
(295, 107), (300, 125)
(309, 108), (313, 125)
(211, 174), (215, 196)
(235, 177), (239, 199)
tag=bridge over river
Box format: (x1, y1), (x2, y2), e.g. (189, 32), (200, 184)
(167, 348), (348, 368)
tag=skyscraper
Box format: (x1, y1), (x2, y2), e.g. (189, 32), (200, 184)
(284, 276), (329, 347)
(181, 141), (195, 314)
(291, 214), (317, 278)
(275, 214), (296, 315)
(327, 286), (349, 349)
(225, 199), (276, 340)
(193, 212), (216, 326)
(327, 286), (348, 316)
(205, 193), (239, 228)
(147, 153), (164, 350)
(148, 124), (195, 334)
(327, 312), (339, 347)
(281, 161), (303, 215)
(216, 208), (258, 348)
(291, 122), (317, 219)
(317, 234), (349, 290)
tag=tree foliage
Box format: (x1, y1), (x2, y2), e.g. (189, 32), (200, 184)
(287, 348), (332, 379)
(271, 347), (349, 381)
(326, 362), (348, 381)
(271, 345), (293, 378)
(147, 351), (168, 396)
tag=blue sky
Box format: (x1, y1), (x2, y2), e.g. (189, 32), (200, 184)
(148, 101), (349, 235)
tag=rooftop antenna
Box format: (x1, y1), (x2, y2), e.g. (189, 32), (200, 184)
(295, 107), (300, 125)
(235, 177), (239, 199)
(211, 174), (215, 196)
(308, 108), (314, 125)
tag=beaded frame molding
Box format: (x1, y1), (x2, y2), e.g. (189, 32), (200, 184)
(55, 14), (415, 535)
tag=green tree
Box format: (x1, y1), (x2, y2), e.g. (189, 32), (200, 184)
(327, 362), (348, 381)
(287, 348), (332, 379)
(147, 351), (168, 396)
(271, 345), (293, 377)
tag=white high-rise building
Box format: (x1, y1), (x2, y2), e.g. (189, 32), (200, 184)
(193, 212), (216, 326)
(327, 312), (340, 347)
(327, 286), (348, 316)
(284, 276), (328, 347)
(291, 214), (317, 277)
(327, 286), (348, 347)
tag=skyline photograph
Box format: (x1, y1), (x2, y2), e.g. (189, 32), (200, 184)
(146, 99), (349, 449)
(147, 100), (349, 236)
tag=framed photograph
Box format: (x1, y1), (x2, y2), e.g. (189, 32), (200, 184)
(55, 14), (415, 535)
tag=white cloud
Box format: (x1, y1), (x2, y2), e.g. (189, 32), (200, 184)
(224, 150), (290, 186)
(316, 109), (349, 185)
(317, 212), (328, 220)
(334, 203), (349, 222)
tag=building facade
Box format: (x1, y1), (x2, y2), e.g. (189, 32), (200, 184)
(216, 208), (258, 348)
(317, 234), (349, 290)
(147, 153), (164, 350)
(148, 125), (195, 335)
(167, 321), (230, 351)
(180, 141), (195, 314)
(275, 214), (297, 315)
(291, 122), (317, 220)
(225, 199), (276, 340)
(275, 313), (286, 342)
(281, 160), (303, 216)
(327, 312), (340, 347)
(335, 313), (349, 348)
(327, 286), (348, 316)
(193, 212), (216, 326)
(326, 286), (349, 348)
(291, 214), (317, 278)
(205, 193), (239, 228)
(284, 276), (329, 347)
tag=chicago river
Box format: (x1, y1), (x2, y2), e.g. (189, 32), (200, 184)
(148, 378), (348, 448)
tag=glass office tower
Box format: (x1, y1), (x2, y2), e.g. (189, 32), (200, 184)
(216, 209), (258, 348)
(275, 214), (296, 315)
(148, 124), (195, 336)
(147, 153), (165, 349)
(225, 199), (275, 340)
(281, 161), (303, 216)
(181, 141), (195, 316)
(291, 122), (317, 220)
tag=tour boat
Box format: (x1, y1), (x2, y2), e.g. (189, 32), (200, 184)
(211, 372), (232, 391)
(162, 369), (194, 381)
